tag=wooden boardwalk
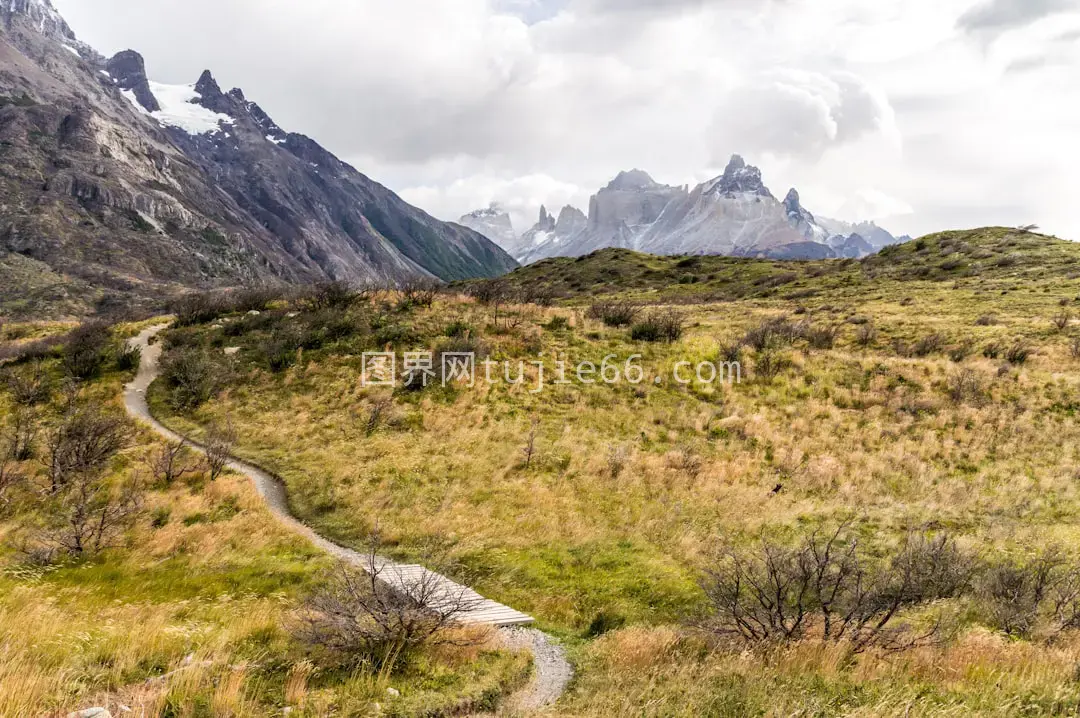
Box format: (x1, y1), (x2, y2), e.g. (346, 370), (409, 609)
(124, 325), (534, 628)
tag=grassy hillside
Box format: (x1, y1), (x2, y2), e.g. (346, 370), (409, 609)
(135, 227), (1080, 715)
(0, 322), (526, 715)
(487, 227), (1080, 304)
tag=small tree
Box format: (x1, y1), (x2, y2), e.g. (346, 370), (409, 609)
(700, 526), (972, 653)
(4, 362), (52, 406)
(204, 422), (236, 481)
(46, 405), (131, 493)
(148, 439), (197, 486)
(42, 471), (143, 557)
(294, 541), (482, 671)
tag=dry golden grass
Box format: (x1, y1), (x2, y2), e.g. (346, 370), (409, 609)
(148, 265), (1080, 713)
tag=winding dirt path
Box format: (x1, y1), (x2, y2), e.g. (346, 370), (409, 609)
(122, 324), (572, 712)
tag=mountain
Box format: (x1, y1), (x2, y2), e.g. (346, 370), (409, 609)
(0, 0), (515, 317)
(479, 156), (903, 265)
(458, 204), (519, 256)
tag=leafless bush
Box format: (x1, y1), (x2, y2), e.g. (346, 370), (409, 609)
(46, 405), (132, 493)
(717, 341), (743, 366)
(948, 341), (975, 363)
(173, 287), (283, 326)
(1053, 310), (1072, 332)
(1070, 336), (1080, 360)
(520, 285), (556, 307)
(588, 301), (640, 328)
(856, 324), (878, 348)
(975, 315), (998, 327)
(1005, 342), (1031, 365)
(742, 317), (807, 351)
(631, 309), (685, 343)
(806, 325), (840, 351)
(978, 547), (1080, 638)
(147, 439), (197, 486)
(606, 444), (630, 479)
(365, 396), (393, 437)
(699, 527), (972, 653)
(4, 362), (52, 406)
(303, 281), (362, 312)
(946, 368), (985, 404)
(293, 548), (483, 670)
(399, 279), (441, 309)
(38, 471), (144, 557)
(204, 421), (236, 482)
(467, 280), (510, 306)
(912, 332), (946, 357)
(753, 348), (789, 381)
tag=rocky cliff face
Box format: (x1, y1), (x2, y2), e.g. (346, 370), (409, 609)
(0, 0), (515, 317)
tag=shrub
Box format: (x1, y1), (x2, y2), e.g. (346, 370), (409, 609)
(160, 347), (224, 410)
(975, 315), (998, 327)
(806, 325), (840, 351)
(1053, 310), (1072, 332)
(294, 551), (483, 671)
(303, 281), (362, 312)
(753, 348), (789, 381)
(983, 342), (1004, 360)
(1071, 336), (1080, 360)
(700, 527), (972, 652)
(114, 344), (141, 372)
(912, 332), (946, 357)
(545, 315), (571, 331)
(946, 368), (985, 404)
(978, 548), (1080, 638)
(742, 318), (807, 351)
(1005, 342), (1031, 365)
(444, 320), (473, 339)
(631, 309), (684, 343)
(856, 324), (878, 348)
(588, 301), (640, 328)
(3, 363), (52, 406)
(62, 322), (112, 380)
(948, 341), (974, 363)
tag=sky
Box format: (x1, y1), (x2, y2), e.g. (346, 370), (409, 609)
(52, 0), (1080, 239)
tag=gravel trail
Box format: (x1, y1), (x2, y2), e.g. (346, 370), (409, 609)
(122, 324), (572, 712)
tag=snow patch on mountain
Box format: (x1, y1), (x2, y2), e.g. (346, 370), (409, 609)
(119, 81), (234, 135)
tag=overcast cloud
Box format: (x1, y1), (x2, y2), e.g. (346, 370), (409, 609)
(52, 0), (1080, 239)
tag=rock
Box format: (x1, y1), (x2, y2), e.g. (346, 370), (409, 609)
(223, 347), (240, 356)
(106, 50), (160, 112)
(246, 310), (260, 316)
(66, 709), (111, 718)
(386, 687), (401, 697)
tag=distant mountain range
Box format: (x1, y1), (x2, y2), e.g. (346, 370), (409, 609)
(460, 156), (910, 264)
(0, 0), (515, 316)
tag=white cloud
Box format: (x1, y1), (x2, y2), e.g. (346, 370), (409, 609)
(52, 0), (1080, 240)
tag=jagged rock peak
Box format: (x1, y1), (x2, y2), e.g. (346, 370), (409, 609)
(195, 70), (224, 100)
(106, 50), (160, 112)
(537, 204), (556, 232)
(709, 154), (772, 198)
(606, 169), (660, 191)
(554, 205), (587, 236)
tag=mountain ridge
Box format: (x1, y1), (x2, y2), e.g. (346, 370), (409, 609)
(0, 0), (515, 318)
(464, 156), (907, 264)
